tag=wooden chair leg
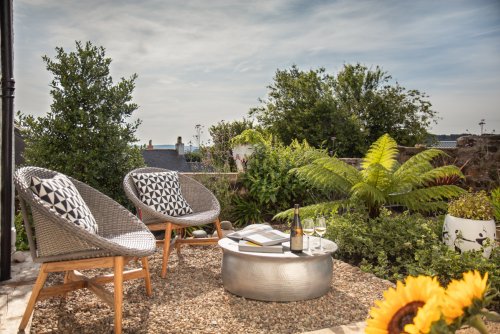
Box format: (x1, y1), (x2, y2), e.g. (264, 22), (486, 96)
(114, 256), (124, 334)
(214, 218), (223, 239)
(19, 263), (49, 331)
(161, 223), (173, 278)
(141, 257), (152, 296)
(62, 270), (71, 300)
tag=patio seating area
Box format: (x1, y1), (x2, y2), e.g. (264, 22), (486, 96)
(27, 245), (391, 333)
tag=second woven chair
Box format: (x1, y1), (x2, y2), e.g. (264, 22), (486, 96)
(123, 167), (222, 278)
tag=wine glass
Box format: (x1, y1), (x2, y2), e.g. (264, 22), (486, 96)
(315, 217), (326, 251)
(303, 218), (314, 253)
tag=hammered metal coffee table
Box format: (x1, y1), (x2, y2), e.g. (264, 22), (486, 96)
(218, 236), (338, 302)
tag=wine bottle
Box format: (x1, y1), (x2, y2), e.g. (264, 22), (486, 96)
(290, 204), (303, 253)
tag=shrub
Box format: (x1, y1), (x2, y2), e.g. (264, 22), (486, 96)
(194, 173), (238, 223)
(208, 119), (255, 171)
(232, 139), (328, 225)
(491, 187), (500, 222)
(325, 209), (499, 310)
(15, 211), (30, 251)
(230, 128), (267, 146)
(448, 190), (494, 220)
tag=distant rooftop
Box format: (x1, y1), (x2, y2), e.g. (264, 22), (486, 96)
(153, 144), (199, 151)
(142, 149), (191, 172)
(141, 137), (191, 172)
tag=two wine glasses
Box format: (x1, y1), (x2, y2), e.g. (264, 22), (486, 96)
(303, 217), (326, 253)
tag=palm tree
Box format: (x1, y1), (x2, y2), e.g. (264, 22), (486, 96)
(277, 134), (465, 218)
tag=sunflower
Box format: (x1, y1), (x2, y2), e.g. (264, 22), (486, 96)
(404, 296), (442, 334)
(442, 270), (489, 322)
(365, 276), (445, 334)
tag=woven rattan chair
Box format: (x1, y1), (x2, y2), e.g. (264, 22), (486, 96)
(15, 167), (156, 334)
(123, 167), (222, 278)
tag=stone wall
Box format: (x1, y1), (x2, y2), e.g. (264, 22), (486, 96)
(183, 135), (500, 191)
(398, 135), (500, 190)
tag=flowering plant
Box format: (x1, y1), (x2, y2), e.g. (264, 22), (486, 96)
(365, 271), (499, 334)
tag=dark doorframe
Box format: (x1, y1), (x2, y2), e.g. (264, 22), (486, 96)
(0, 0), (15, 281)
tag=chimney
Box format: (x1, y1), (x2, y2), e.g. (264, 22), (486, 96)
(146, 139), (154, 150)
(175, 136), (185, 155)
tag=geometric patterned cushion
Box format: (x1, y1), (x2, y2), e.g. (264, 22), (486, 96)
(131, 171), (193, 217)
(30, 174), (98, 234)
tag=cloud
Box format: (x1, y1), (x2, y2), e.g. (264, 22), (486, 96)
(14, 0), (500, 143)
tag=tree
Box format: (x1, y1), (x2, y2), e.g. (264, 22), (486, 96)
(276, 134), (465, 219)
(249, 66), (364, 156)
(207, 118), (255, 170)
(18, 41), (144, 205)
(334, 64), (436, 147)
(250, 64), (438, 156)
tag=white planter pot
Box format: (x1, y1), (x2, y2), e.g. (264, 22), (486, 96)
(232, 144), (254, 172)
(442, 214), (497, 258)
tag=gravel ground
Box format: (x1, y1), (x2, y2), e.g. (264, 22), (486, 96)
(30, 245), (394, 334)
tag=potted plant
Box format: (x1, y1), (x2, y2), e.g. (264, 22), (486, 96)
(230, 129), (266, 172)
(443, 190), (496, 258)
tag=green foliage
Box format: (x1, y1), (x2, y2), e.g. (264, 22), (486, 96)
(290, 133), (466, 218)
(17, 41), (144, 205)
(448, 191), (494, 220)
(230, 129), (268, 146)
(231, 195), (263, 226)
(491, 187), (500, 221)
(14, 212), (29, 251)
(249, 65), (364, 156)
(325, 210), (499, 310)
(207, 119), (255, 170)
(232, 140), (328, 225)
(194, 173), (238, 223)
(250, 63), (438, 157)
(185, 150), (202, 162)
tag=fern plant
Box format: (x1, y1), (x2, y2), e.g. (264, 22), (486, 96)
(276, 133), (466, 219)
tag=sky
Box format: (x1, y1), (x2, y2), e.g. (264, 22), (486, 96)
(13, 0), (500, 145)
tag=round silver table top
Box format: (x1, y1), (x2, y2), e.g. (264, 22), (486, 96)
(219, 236), (338, 302)
(218, 236), (338, 257)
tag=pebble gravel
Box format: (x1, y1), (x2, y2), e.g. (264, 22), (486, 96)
(30, 245), (394, 334)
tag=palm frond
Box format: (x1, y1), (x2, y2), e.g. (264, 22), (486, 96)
(362, 133), (398, 171)
(394, 149), (447, 180)
(419, 165), (464, 185)
(389, 185), (466, 211)
(362, 163), (393, 191)
(404, 201), (449, 213)
(273, 200), (349, 221)
(351, 181), (387, 207)
(292, 157), (359, 195)
(316, 157), (362, 184)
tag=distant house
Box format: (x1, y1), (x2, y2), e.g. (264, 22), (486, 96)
(141, 137), (191, 172)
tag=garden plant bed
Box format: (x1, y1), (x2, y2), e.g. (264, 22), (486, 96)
(31, 245), (393, 333)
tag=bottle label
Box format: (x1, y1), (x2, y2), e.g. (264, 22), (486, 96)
(291, 235), (303, 251)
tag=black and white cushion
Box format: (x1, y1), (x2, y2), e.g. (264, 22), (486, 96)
(131, 171), (193, 217)
(30, 174), (98, 234)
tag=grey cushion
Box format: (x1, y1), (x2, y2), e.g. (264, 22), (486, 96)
(131, 171), (193, 217)
(30, 174), (98, 234)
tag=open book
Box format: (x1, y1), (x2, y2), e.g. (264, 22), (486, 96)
(227, 224), (289, 246)
(238, 240), (285, 253)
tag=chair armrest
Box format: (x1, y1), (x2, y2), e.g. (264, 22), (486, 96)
(72, 178), (149, 237)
